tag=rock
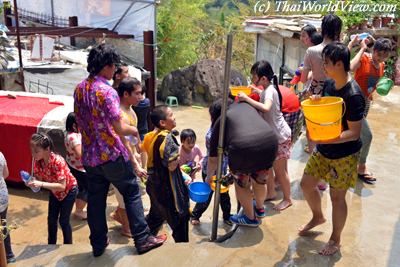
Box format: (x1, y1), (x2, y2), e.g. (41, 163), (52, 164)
(158, 59), (246, 105)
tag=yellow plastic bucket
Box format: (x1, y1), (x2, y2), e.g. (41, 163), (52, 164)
(301, 96), (344, 141)
(210, 176), (229, 193)
(230, 86), (251, 96)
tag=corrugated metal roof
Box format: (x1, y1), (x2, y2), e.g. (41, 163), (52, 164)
(244, 15), (323, 37)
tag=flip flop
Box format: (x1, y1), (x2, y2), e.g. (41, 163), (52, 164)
(358, 173), (376, 184)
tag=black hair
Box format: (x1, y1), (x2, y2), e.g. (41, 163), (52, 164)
(31, 133), (54, 151)
(301, 24), (317, 37)
(310, 32), (323, 46)
(209, 98), (234, 126)
(250, 60), (283, 110)
(66, 112), (77, 133)
(87, 44), (121, 77)
(113, 62), (129, 81)
(180, 128), (196, 143)
(321, 14), (342, 41)
(322, 42), (350, 72)
(373, 38), (392, 52)
(117, 77), (142, 97)
(150, 105), (169, 128)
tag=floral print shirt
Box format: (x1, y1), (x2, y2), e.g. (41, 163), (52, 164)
(33, 152), (77, 201)
(74, 76), (129, 167)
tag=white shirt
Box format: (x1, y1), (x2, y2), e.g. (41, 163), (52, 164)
(260, 85), (291, 143)
(0, 152), (9, 213)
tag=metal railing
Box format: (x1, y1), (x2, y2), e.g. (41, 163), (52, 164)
(28, 79), (54, 95)
(12, 8), (69, 27)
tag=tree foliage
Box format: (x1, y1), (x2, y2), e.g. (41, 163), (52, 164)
(157, 0), (256, 78)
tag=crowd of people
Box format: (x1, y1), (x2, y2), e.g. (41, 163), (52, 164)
(0, 13), (393, 263)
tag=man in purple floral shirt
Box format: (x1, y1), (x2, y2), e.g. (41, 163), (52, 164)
(74, 44), (165, 256)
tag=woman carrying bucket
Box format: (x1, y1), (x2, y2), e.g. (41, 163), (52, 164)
(238, 60), (293, 211)
(348, 37), (392, 184)
(299, 42), (365, 256)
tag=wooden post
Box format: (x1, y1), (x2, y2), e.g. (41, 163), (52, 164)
(143, 31), (156, 130)
(0, 239), (7, 267)
(68, 16), (78, 46)
(13, 0), (25, 91)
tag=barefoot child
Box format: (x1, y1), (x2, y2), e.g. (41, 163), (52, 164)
(28, 133), (78, 244)
(0, 151), (15, 263)
(64, 112), (88, 220)
(144, 106), (190, 242)
(110, 77), (147, 237)
(299, 42), (365, 256)
(179, 129), (204, 181)
(238, 60), (293, 211)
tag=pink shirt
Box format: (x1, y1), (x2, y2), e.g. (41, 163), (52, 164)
(179, 145), (204, 167)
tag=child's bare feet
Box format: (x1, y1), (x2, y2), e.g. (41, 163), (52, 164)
(318, 240), (341, 256)
(74, 210), (87, 220)
(298, 217), (326, 235)
(273, 200), (292, 211)
(190, 219), (200, 225)
(265, 192), (277, 201)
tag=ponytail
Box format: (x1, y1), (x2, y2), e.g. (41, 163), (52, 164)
(251, 60), (283, 111)
(271, 74), (283, 111)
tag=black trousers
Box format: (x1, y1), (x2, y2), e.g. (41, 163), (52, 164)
(191, 173), (231, 221)
(48, 187), (77, 244)
(146, 176), (189, 243)
(0, 208), (14, 260)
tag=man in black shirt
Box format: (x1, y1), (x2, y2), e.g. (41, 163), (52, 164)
(299, 42), (365, 256)
(207, 102), (278, 227)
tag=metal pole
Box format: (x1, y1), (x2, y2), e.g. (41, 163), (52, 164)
(210, 34), (233, 241)
(13, 0), (25, 91)
(50, 0), (55, 25)
(112, 0), (137, 31)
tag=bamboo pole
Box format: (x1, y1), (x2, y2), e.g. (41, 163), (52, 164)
(210, 34), (233, 241)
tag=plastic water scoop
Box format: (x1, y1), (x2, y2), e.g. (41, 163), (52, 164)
(20, 170), (41, 193)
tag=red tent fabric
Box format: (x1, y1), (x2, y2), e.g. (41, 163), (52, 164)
(0, 95), (63, 182)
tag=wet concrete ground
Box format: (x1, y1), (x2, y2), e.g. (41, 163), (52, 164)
(5, 87), (400, 266)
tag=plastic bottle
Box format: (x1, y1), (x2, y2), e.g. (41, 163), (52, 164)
(350, 32), (369, 41)
(20, 170), (41, 193)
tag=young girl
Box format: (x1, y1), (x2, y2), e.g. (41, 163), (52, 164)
(238, 60), (293, 211)
(65, 112), (88, 220)
(28, 133), (78, 244)
(179, 129), (204, 181)
(0, 151), (15, 263)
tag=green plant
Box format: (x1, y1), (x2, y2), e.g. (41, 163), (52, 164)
(384, 57), (396, 78)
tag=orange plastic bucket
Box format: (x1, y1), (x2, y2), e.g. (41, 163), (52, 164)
(230, 86), (251, 96)
(301, 96), (344, 141)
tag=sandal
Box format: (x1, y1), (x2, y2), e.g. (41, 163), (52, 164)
(358, 173), (376, 184)
(318, 240), (341, 256)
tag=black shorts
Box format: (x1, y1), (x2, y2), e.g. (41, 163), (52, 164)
(68, 164), (88, 202)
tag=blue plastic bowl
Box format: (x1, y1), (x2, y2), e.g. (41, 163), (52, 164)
(188, 182), (211, 203)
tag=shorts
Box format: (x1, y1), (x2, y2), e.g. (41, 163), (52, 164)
(304, 151), (359, 190)
(233, 170), (269, 189)
(283, 110), (303, 144)
(276, 138), (291, 161)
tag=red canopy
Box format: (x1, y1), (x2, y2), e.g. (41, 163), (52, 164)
(0, 95), (63, 182)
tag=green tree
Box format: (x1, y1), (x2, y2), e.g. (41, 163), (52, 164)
(157, 0), (210, 77)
